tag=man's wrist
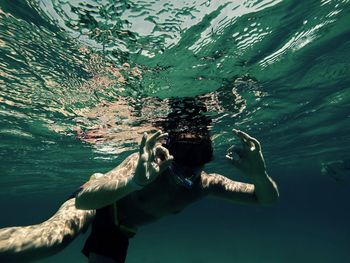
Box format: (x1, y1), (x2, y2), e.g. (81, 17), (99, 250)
(251, 171), (269, 181)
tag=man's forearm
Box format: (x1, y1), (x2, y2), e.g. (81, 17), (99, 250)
(0, 199), (95, 262)
(75, 153), (143, 210)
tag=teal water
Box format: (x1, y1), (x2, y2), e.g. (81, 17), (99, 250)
(1, 0), (350, 262)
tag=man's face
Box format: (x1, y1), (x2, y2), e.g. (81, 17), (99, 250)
(176, 163), (203, 178)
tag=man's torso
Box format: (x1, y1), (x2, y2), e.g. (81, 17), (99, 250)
(116, 170), (206, 227)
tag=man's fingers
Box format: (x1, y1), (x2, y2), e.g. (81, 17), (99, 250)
(155, 145), (173, 171)
(233, 129), (259, 145)
(159, 157), (174, 174)
(226, 154), (240, 167)
(226, 154), (233, 160)
(156, 133), (168, 143)
(155, 145), (171, 161)
(227, 145), (243, 159)
(232, 129), (251, 150)
(149, 146), (173, 179)
(147, 130), (161, 146)
(146, 130), (167, 149)
(233, 129), (261, 151)
(139, 132), (148, 154)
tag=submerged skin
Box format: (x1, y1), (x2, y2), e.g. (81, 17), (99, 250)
(0, 129), (279, 263)
(0, 199), (95, 262)
(76, 129), (279, 226)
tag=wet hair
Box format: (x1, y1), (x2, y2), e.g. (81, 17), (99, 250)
(156, 97), (213, 167)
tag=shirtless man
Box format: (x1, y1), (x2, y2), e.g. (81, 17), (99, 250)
(74, 128), (279, 263)
(0, 128), (278, 263)
(0, 95), (279, 263)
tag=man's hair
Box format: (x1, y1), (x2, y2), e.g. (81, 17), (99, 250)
(156, 97), (213, 167)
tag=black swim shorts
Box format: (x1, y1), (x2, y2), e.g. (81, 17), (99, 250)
(82, 205), (129, 263)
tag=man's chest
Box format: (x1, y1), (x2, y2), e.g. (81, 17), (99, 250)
(117, 176), (203, 224)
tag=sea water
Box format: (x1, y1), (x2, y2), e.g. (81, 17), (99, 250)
(0, 0), (349, 262)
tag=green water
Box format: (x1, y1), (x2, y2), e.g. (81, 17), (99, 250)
(1, 0), (350, 262)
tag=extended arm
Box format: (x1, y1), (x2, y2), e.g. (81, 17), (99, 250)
(75, 152), (141, 210)
(75, 131), (173, 210)
(0, 198), (95, 263)
(201, 172), (257, 204)
(204, 129), (279, 205)
(202, 172), (278, 205)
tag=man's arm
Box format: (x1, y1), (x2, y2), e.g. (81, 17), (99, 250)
(201, 172), (278, 205)
(0, 198), (95, 263)
(0, 131), (173, 262)
(202, 129), (279, 205)
(75, 131), (173, 210)
(75, 152), (142, 210)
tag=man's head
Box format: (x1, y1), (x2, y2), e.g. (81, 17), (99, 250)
(156, 97), (213, 168)
(164, 134), (212, 167)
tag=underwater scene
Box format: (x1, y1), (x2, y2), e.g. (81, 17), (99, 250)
(0, 0), (349, 262)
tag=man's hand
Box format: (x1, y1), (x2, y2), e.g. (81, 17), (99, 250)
(226, 129), (266, 178)
(133, 130), (173, 186)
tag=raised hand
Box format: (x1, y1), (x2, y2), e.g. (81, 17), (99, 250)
(133, 130), (174, 186)
(226, 129), (267, 177)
